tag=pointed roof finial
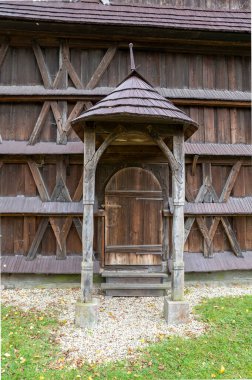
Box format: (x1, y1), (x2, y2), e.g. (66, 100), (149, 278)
(129, 43), (136, 71)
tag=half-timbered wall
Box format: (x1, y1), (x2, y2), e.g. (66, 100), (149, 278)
(0, 33), (251, 263)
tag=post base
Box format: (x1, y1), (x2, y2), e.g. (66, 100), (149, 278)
(75, 298), (99, 328)
(164, 298), (189, 325)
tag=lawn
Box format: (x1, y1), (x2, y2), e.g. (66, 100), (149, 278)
(1, 295), (252, 380)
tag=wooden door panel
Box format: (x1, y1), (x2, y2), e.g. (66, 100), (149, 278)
(105, 168), (163, 266)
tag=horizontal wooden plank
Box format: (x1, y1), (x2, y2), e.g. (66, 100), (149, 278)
(185, 143), (252, 156)
(102, 270), (168, 278)
(0, 141), (84, 154)
(1, 196), (252, 215)
(172, 251), (252, 272)
(105, 190), (163, 198)
(1, 256), (100, 274)
(1, 141), (251, 157)
(164, 197), (252, 216)
(105, 245), (162, 253)
(0, 196), (82, 215)
(0, 86), (250, 105)
(101, 283), (169, 290)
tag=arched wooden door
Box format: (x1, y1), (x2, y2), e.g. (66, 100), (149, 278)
(105, 167), (163, 266)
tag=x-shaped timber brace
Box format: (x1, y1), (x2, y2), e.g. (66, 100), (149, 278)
(26, 159), (83, 260)
(184, 160), (243, 257)
(0, 39), (117, 145)
(82, 124), (185, 303)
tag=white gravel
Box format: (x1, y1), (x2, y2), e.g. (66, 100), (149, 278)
(2, 285), (252, 365)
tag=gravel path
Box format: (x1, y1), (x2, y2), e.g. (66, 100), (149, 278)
(2, 285), (252, 365)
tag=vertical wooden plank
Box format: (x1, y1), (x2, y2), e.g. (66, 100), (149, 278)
(237, 109), (247, 144)
(234, 56), (243, 91)
(242, 56), (251, 92)
(14, 217), (24, 255)
(244, 166), (252, 196)
(228, 56), (236, 90)
(244, 108), (251, 145)
(188, 107), (204, 143)
(217, 108), (231, 143)
(203, 55), (215, 89)
(246, 217), (252, 250)
(215, 55), (228, 89)
(189, 54), (203, 88)
(2, 217), (14, 255)
(230, 108), (238, 144)
(165, 52), (175, 88)
(204, 108), (216, 143)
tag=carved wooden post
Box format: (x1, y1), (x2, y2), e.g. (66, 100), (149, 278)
(171, 131), (185, 301)
(82, 125), (96, 302)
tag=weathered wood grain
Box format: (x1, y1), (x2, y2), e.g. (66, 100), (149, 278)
(28, 102), (51, 145)
(32, 41), (52, 88)
(86, 46), (117, 90)
(26, 218), (48, 260)
(0, 37), (9, 68)
(221, 216), (243, 257)
(220, 160), (242, 202)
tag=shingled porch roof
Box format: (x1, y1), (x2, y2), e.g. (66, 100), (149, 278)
(71, 70), (198, 140)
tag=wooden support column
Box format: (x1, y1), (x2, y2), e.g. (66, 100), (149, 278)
(82, 125), (96, 303)
(171, 131), (185, 301)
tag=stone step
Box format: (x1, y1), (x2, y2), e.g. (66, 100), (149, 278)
(102, 270), (169, 278)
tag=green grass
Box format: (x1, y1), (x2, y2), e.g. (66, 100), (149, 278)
(2, 295), (252, 380)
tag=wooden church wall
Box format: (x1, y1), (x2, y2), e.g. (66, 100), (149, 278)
(0, 38), (251, 261)
(0, 46), (251, 91)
